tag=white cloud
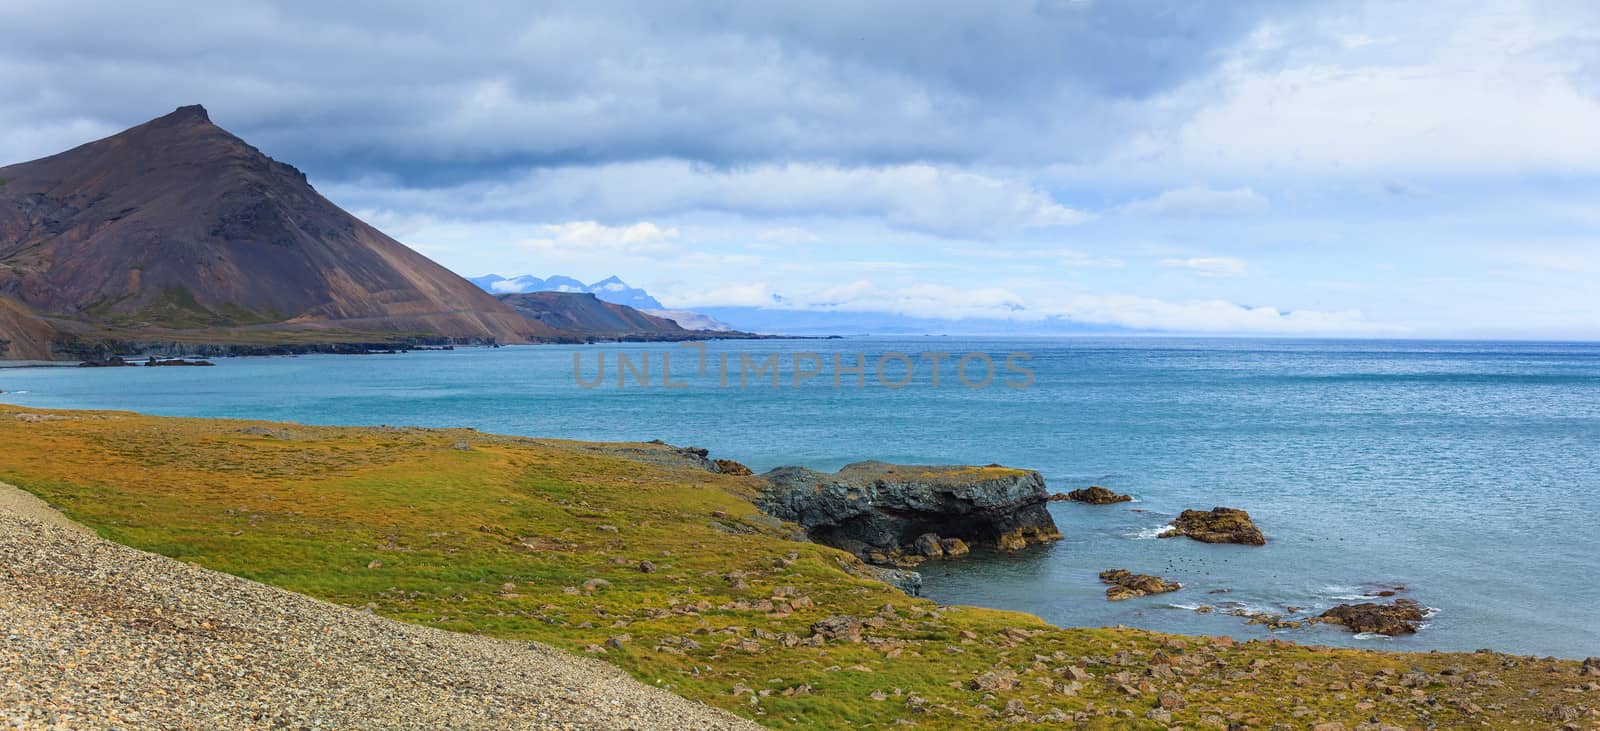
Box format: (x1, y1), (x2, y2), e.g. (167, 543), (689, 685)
(1158, 257), (1250, 276)
(522, 221), (680, 256)
(1118, 3), (1600, 176)
(1121, 187), (1269, 217)
(329, 161), (1090, 240)
(1045, 295), (1396, 335)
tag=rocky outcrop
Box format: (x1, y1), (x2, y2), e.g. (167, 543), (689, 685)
(713, 459), (754, 476)
(1317, 599), (1427, 635)
(757, 461), (1062, 565)
(1099, 569), (1181, 601)
(1158, 507), (1265, 546)
(1059, 486), (1132, 504)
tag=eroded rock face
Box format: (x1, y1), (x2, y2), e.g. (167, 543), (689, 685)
(1318, 599), (1427, 635)
(1099, 569), (1182, 601)
(1159, 507), (1265, 546)
(1061, 486), (1133, 504)
(757, 461), (1062, 564)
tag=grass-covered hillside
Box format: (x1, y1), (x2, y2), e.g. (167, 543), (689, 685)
(0, 406), (1591, 729)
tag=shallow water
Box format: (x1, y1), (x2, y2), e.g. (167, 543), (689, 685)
(3, 337), (1597, 657)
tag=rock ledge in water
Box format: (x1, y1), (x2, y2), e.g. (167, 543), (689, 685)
(1317, 599), (1427, 635)
(1099, 569), (1181, 601)
(757, 461), (1062, 565)
(1057, 486), (1132, 504)
(1158, 507), (1265, 546)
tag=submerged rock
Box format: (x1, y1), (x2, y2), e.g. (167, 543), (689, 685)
(757, 461), (1062, 563)
(1317, 599), (1427, 635)
(1158, 507), (1265, 546)
(1061, 486), (1133, 504)
(1099, 569), (1181, 601)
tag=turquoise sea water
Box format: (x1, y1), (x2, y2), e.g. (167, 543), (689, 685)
(3, 338), (1597, 658)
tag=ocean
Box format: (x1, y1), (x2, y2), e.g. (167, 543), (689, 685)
(3, 337), (1597, 658)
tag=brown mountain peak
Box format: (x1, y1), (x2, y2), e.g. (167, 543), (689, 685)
(168, 104), (211, 122)
(0, 107), (553, 352)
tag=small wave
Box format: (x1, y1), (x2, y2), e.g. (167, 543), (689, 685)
(1125, 526), (1168, 540)
(1352, 632), (1394, 641)
(1164, 602), (1203, 611)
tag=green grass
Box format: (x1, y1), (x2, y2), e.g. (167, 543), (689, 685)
(0, 406), (1585, 729)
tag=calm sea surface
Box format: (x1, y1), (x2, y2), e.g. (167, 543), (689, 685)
(3, 337), (1597, 657)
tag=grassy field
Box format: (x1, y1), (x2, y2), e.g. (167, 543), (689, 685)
(0, 406), (1590, 729)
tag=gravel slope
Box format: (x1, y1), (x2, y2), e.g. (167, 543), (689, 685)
(0, 484), (760, 730)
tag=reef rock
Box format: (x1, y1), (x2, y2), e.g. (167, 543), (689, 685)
(1099, 569), (1182, 601)
(757, 461), (1062, 563)
(1061, 486), (1133, 504)
(1158, 507), (1265, 546)
(1317, 599), (1427, 635)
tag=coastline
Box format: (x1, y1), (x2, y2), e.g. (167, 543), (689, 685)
(1, 404), (1592, 728)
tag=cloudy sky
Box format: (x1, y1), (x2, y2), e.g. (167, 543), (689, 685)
(4, 0), (1599, 337)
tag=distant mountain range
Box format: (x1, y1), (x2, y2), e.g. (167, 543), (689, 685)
(469, 274), (663, 310)
(468, 274), (737, 332)
(0, 106), (737, 360)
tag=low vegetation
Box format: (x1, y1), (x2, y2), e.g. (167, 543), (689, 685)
(0, 406), (1591, 729)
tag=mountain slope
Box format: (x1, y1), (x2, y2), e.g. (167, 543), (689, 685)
(0, 295), (64, 360)
(0, 105), (552, 352)
(498, 292), (689, 336)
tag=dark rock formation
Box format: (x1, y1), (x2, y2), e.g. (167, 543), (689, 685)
(1060, 486), (1133, 504)
(1317, 599), (1427, 635)
(145, 358), (215, 366)
(756, 461), (1062, 564)
(1158, 507), (1266, 545)
(77, 356), (137, 368)
(1099, 569), (1182, 601)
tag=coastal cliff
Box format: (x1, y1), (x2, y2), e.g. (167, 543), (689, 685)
(756, 461), (1062, 564)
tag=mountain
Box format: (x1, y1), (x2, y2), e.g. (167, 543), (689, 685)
(498, 292), (688, 337)
(470, 274), (546, 294)
(541, 275), (590, 293)
(470, 273), (664, 309)
(641, 308), (735, 332)
(586, 276), (663, 310)
(0, 105), (553, 357)
(0, 295), (62, 360)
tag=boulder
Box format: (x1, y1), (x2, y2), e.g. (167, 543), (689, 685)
(1317, 599), (1427, 635)
(912, 533), (945, 558)
(1158, 507), (1265, 546)
(809, 615), (863, 643)
(1099, 569), (1182, 601)
(939, 537), (970, 557)
(1062, 486), (1133, 504)
(1581, 657), (1599, 677)
(713, 458), (753, 476)
(757, 461), (1061, 563)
